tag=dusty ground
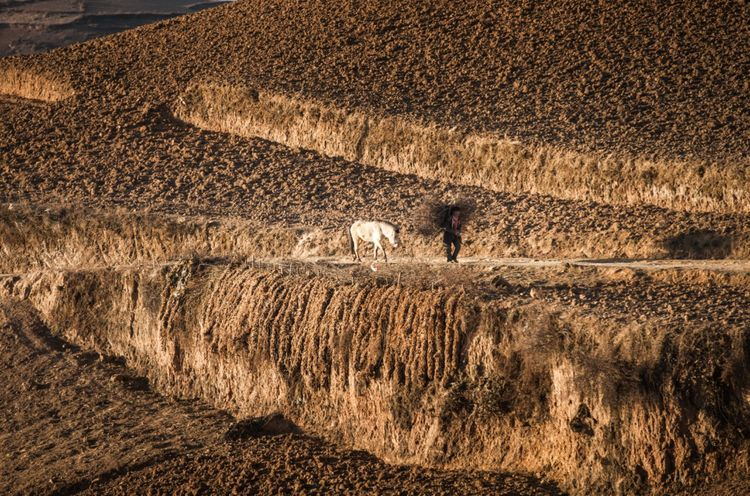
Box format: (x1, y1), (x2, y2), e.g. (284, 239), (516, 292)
(1, 2), (750, 258)
(0, 300), (562, 496)
(1, 256), (749, 495)
(272, 256), (750, 332)
(2, 95), (749, 260)
(0, 301), (231, 495)
(82, 431), (560, 496)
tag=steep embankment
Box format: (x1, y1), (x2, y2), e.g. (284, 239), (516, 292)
(2, 258), (748, 495)
(1, 1), (749, 493)
(0, 303), (555, 496)
(1, 207), (749, 494)
(175, 81), (749, 212)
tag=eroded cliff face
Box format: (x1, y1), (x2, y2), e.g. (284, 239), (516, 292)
(2, 260), (747, 495)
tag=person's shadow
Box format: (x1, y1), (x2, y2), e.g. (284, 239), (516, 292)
(661, 229), (732, 259)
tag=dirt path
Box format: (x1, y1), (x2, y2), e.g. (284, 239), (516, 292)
(1, 257), (749, 281)
(322, 256), (750, 273)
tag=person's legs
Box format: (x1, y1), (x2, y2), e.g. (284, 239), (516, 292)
(443, 232), (453, 262)
(451, 236), (461, 262)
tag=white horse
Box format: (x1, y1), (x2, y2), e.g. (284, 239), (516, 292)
(348, 220), (400, 263)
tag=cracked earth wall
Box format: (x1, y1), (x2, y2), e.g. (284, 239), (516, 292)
(1, 260), (748, 495)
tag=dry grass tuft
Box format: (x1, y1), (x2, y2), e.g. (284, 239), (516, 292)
(0, 204), (306, 273)
(0, 67), (74, 102)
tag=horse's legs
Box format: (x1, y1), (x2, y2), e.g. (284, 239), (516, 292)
(352, 235), (361, 262)
(373, 241), (386, 262)
(372, 231), (382, 262)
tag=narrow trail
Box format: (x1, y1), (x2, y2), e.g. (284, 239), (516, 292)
(325, 256), (750, 273)
(1, 256), (748, 280)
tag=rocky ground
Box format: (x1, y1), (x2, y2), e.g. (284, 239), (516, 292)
(1, 97), (749, 260)
(3, 0), (748, 160)
(1, 1), (750, 258)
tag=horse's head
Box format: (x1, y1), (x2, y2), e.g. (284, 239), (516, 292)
(385, 224), (401, 248)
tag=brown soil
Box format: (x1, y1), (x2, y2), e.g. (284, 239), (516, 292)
(0, 300), (561, 496)
(0, 1), (749, 249)
(0, 302), (231, 495)
(83, 433), (560, 496)
(1, 101), (749, 259)
(2, 248), (748, 495)
(4, 0), (748, 160)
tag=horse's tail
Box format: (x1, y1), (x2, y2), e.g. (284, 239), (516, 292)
(347, 224), (355, 255)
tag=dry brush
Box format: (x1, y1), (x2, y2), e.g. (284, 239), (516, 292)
(0, 67), (74, 102)
(0, 205), (338, 274)
(2, 206), (750, 275)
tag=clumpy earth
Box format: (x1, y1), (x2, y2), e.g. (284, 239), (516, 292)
(2, 96), (750, 260)
(4, 0), (749, 160)
(0, 302), (231, 495)
(83, 435), (560, 496)
(2, 2), (750, 259)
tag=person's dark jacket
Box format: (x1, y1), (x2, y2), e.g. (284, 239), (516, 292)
(442, 211), (462, 237)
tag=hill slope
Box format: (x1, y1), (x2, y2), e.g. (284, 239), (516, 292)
(1, 3), (750, 494)
(5, 0), (749, 159)
(1, 0), (749, 215)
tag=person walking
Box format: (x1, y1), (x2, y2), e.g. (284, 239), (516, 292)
(443, 205), (462, 263)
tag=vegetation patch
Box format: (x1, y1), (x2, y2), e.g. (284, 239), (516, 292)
(0, 67), (74, 102)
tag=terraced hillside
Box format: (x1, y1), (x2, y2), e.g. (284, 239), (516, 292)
(2, 0), (749, 212)
(1, 1), (749, 495)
